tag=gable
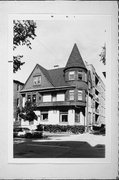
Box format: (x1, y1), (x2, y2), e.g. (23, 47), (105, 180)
(22, 64), (54, 91)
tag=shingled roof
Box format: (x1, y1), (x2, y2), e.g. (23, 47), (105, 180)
(48, 67), (68, 87)
(64, 43), (87, 71)
(37, 64), (54, 86)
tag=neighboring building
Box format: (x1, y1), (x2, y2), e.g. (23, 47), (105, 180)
(18, 43), (105, 130)
(13, 80), (24, 122)
(86, 64), (105, 126)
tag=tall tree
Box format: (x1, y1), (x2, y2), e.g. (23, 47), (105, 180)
(13, 20), (37, 73)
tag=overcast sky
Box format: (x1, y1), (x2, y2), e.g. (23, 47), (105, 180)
(13, 16), (109, 84)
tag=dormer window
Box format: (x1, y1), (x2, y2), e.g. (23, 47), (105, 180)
(78, 71), (83, 80)
(69, 71), (75, 80)
(33, 75), (41, 85)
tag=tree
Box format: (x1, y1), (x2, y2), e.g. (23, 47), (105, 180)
(19, 101), (37, 122)
(99, 44), (106, 65)
(13, 20), (37, 73)
(99, 43), (106, 78)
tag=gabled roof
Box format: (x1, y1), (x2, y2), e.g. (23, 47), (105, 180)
(64, 43), (87, 71)
(13, 80), (24, 85)
(37, 64), (54, 86)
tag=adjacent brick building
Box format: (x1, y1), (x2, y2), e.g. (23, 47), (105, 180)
(13, 80), (24, 121)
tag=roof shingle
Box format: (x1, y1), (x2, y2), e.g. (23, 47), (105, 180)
(64, 43), (87, 70)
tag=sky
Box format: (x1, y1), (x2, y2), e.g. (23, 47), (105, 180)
(13, 16), (109, 84)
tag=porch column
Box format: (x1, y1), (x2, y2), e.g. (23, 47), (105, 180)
(68, 109), (75, 125)
(80, 109), (85, 126)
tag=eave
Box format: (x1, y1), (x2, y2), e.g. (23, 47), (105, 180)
(20, 85), (75, 93)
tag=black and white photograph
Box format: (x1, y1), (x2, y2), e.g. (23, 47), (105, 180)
(12, 15), (108, 159)
(0, 1), (118, 179)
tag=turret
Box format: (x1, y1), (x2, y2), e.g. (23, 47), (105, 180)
(64, 44), (88, 89)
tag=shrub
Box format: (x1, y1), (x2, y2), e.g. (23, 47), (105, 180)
(38, 124), (85, 134)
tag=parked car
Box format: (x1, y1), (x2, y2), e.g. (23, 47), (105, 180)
(13, 127), (43, 138)
(92, 124), (105, 135)
(13, 127), (31, 138)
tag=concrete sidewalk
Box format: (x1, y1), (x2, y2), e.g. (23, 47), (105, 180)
(33, 132), (105, 147)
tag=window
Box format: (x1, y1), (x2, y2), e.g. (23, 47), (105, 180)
(57, 93), (65, 101)
(75, 111), (80, 123)
(43, 94), (51, 102)
(17, 98), (19, 107)
(33, 75), (41, 85)
(69, 90), (74, 100)
(78, 90), (82, 101)
(84, 73), (87, 82)
(60, 112), (68, 123)
(17, 84), (19, 91)
(27, 95), (31, 102)
(32, 94), (36, 103)
(69, 71), (75, 80)
(41, 111), (48, 121)
(78, 71), (83, 80)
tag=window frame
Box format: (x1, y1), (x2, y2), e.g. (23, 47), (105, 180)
(41, 111), (48, 121)
(69, 71), (75, 80)
(78, 90), (82, 101)
(32, 94), (36, 103)
(69, 90), (74, 101)
(33, 75), (41, 85)
(27, 94), (31, 102)
(60, 112), (68, 123)
(78, 71), (83, 81)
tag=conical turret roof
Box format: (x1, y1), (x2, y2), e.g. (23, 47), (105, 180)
(64, 43), (87, 71)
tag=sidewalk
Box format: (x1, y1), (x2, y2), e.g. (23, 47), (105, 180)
(33, 132), (105, 147)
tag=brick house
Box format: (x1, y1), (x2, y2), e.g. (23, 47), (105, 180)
(19, 43), (104, 130)
(13, 80), (24, 122)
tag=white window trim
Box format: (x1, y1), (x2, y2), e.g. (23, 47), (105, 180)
(78, 90), (82, 101)
(60, 112), (68, 123)
(33, 75), (41, 85)
(41, 111), (48, 121)
(69, 90), (74, 101)
(69, 71), (75, 80)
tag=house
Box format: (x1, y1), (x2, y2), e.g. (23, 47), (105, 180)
(18, 43), (105, 130)
(13, 80), (24, 122)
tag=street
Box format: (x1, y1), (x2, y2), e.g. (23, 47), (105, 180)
(14, 133), (105, 158)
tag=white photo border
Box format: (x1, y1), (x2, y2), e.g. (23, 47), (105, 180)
(8, 14), (112, 164)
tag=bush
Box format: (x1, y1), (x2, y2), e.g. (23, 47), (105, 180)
(37, 124), (85, 134)
(25, 131), (43, 139)
(32, 131), (43, 138)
